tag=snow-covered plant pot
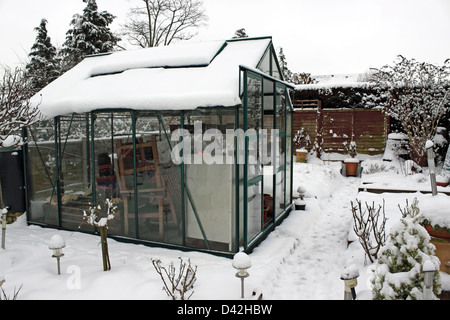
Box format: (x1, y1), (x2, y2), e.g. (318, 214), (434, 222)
(424, 224), (450, 240)
(295, 148), (308, 163)
(417, 199), (450, 273)
(436, 175), (449, 187)
(294, 199), (306, 211)
(344, 158), (360, 176)
(421, 207), (450, 240)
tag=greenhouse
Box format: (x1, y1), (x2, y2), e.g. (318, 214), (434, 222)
(25, 36), (295, 255)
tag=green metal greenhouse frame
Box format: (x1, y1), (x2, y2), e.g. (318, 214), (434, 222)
(23, 37), (295, 256)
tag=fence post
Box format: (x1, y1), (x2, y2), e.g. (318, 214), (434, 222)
(426, 140), (437, 196)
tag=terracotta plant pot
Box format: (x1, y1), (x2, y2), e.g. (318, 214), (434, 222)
(424, 224), (450, 240)
(424, 224), (450, 273)
(296, 149), (308, 163)
(436, 175), (449, 187)
(344, 159), (359, 176)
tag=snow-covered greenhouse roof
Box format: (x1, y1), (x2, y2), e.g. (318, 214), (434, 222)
(33, 37), (285, 119)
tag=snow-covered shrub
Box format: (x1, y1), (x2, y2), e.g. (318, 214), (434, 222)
(293, 127), (311, 151)
(152, 257), (197, 300)
(351, 199), (387, 263)
(371, 198), (441, 300)
(366, 56), (450, 167)
(361, 159), (396, 174)
(0, 67), (41, 147)
(83, 198), (117, 271)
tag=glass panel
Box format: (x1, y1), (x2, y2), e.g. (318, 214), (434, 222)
(133, 112), (182, 244)
(184, 108), (236, 252)
(271, 52), (282, 80)
(257, 48), (271, 76)
(257, 47), (282, 80)
(286, 100), (293, 208)
(263, 78), (275, 226)
(58, 114), (92, 231)
(93, 112), (132, 237)
(27, 120), (58, 226)
(246, 74), (263, 241)
(156, 111), (184, 245)
(275, 85), (286, 218)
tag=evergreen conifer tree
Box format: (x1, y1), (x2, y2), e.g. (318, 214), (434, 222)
(371, 198), (441, 300)
(25, 18), (59, 92)
(232, 28), (248, 39)
(60, 0), (120, 72)
(278, 48), (293, 83)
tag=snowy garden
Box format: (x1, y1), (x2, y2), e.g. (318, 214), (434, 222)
(0, 152), (449, 300)
(0, 0), (449, 302)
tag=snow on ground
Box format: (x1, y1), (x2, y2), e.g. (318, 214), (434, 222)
(0, 155), (449, 300)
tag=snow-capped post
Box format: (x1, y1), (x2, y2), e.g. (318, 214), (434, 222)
(297, 185), (306, 200)
(232, 251), (251, 299)
(425, 140), (437, 196)
(422, 260), (437, 300)
(1, 207), (8, 249)
(340, 264), (359, 300)
(295, 186), (307, 210)
(83, 198), (117, 271)
(48, 234), (65, 275)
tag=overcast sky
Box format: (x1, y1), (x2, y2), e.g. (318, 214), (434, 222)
(0, 0), (449, 75)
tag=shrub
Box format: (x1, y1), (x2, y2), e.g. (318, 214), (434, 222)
(371, 198), (441, 300)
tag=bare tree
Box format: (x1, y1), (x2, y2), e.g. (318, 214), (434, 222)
(0, 67), (41, 147)
(122, 0), (208, 48)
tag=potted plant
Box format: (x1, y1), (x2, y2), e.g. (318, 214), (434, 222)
(293, 128), (310, 163)
(343, 139), (359, 176)
(422, 219), (450, 240)
(420, 208), (450, 273)
(294, 198), (306, 210)
(436, 174), (449, 187)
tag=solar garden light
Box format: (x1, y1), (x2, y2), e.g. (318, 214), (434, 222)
(297, 186), (306, 200)
(48, 235), (65, 275)
(232, 252), (252, 299)
(295, 186), (307, 210)
(425, 140), (437, 196)
(422, 260), (436, 300)
(340, 264), (359, 300)
(1, 207), (8, 249)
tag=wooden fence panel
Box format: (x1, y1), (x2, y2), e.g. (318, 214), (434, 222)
(322, 110), (353, 154)
(293, 107), (387, 157)
(353, 110), (387, 155)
